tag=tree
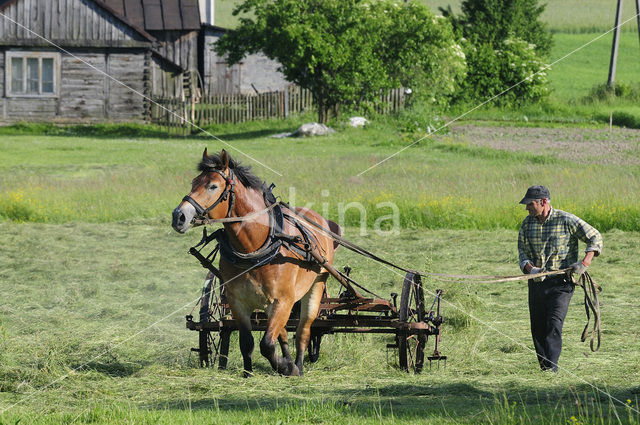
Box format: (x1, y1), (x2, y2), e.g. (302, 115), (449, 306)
(215, 0), (465, 123)
(442, 0), (552, 56)
(441, 0), (552, 105)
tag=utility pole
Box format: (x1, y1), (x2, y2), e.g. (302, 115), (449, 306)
(636, 0), (640, 49)
(607, 0), (623, 88)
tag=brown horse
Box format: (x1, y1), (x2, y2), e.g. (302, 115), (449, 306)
(172, 149), (339, 376)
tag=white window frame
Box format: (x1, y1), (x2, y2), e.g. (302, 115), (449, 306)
(5, 51), (60, 98)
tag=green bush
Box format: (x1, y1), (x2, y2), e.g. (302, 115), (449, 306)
(457, 37), (549, 106)
(584, 82), (640, 104)
(609, 111), (640, 129)
(445, 0), (552, 56)
(443, 0), (551, 107)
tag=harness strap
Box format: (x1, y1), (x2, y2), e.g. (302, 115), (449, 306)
(185, 168), (235, 222)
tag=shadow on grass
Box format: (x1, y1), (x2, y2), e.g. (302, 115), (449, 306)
(0, 122), (174, 139)
(82, 360), (148, 377)
(199, 128), (294, 141)
(143, 382), (640, 423)
(0, 122), (307, 140)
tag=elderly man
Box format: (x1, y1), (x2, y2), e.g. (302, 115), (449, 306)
(517, 185), (603, 372)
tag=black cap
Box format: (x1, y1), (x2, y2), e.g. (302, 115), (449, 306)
(519, 185), (550, 204)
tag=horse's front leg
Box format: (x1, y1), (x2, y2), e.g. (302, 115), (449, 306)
(238, 324), (254, 378)
(278, 328), (294, 364)
(261, 299), (299, 376)
(229, 303), (255, 378)
(295, 276), (327, 375)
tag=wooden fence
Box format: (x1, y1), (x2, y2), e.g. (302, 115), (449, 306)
(150, 86), (313, 135)
(150, 86), (405, 135)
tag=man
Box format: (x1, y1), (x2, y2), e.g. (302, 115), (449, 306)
(517, 185), (602, 372)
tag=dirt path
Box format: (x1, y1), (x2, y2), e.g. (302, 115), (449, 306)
(448, 124), (640, 165)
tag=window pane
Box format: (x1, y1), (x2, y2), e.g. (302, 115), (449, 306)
(42, 58), (54, 93)
(11, 57), (23, 93)
(27, 58), (39, 93)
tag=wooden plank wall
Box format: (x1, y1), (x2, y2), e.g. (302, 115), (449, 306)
(0, 50), (147, 122)
(0, 0), (153, 122)
(107, 52), (146, 121)
(0, 53), (4, 119)
(0, 0), (146, 44)
(58, 52), (107, 119)
(150, 30), (199, 74)
(150, 55), (181, 98)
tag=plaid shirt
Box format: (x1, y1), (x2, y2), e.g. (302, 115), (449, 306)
(518, 208), (603, 272)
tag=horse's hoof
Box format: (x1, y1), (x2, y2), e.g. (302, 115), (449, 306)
(243, 370), (254, 378)
(277, 362), (299, 376)
(290, 365), (300, 376)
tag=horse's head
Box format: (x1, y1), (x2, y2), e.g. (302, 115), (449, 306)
(172, 148), (235, 233)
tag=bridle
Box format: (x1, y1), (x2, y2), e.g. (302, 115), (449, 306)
(182, 168), (235, 221)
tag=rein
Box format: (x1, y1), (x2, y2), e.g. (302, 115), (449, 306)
(277, 201), (604, 351)
(576, 271), (602, 351)
(191, 202), (279, 225)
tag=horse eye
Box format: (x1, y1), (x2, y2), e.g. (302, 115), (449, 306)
(207, 184), (218, 191)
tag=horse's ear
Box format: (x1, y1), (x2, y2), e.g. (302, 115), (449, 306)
(202, 147), (209, 160)
(220, 149), (230, 169)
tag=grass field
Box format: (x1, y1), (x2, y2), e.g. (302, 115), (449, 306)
(2, 2), (640, 422)
(548, 33), (640, 100)
(0, 222), (639, 424)
(0, 127), (639, 424)
(1, 121), (639, 231)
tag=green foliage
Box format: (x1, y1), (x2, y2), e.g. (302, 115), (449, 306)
(215, 0), (464, 122)
(454, 0), (552, 56)
(584, 82), (640, 104)
(457, 37), (550, 106)
(442, 0), (551, 107)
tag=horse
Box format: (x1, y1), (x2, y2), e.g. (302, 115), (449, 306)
(171, 149), (340, 377)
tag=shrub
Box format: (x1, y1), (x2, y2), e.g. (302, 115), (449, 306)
(584, 82), (640, 104)
(457, 37), (549, 106)
(445, 0), (552, 56)
(443, 0), (551, 107)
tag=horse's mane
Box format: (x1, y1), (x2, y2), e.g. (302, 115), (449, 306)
(198, 152), (264, 191)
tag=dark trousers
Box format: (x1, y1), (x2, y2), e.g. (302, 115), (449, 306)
(528, 276), (574, 372)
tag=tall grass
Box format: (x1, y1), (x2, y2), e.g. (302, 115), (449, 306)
(1, 131), (639, 231)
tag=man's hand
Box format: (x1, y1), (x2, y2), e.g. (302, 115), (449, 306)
(529, 267), (546, 282)
(571, 261), (588, 277)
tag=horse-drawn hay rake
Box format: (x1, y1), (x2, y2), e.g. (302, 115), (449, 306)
(173, 149), (446, 376)
(186, 251), (446, 374)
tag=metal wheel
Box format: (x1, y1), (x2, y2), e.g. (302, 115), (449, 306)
(397, 272), (426, 373)
(197, 272), (228, 368)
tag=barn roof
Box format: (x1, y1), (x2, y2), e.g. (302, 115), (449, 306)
(0, 0), (157, 42)
(97, 0), (200, 31)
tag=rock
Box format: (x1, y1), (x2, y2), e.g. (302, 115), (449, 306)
(292, 122), (335, 137)
(349, 116), (369, 128)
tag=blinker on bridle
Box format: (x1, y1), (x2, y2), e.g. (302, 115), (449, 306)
(182, 168), (236, 221)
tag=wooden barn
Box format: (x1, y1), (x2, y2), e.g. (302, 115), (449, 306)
(0, 0), (200, 122)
